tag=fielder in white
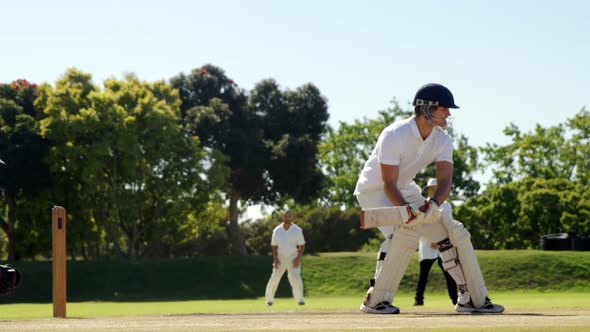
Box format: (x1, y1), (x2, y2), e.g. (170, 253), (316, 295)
(264, 210), (306, 306)
(354, 83), (504, 314)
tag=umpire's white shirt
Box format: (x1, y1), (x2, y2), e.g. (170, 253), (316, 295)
(271, 223), (305, 258)
(354, 116), (454, 195)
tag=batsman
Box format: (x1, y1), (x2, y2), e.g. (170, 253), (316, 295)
(354, 83), (504, 314)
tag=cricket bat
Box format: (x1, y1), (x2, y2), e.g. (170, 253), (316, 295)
(360, 206), (414, 229)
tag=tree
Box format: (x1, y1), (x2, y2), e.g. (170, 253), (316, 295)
(0, 79), (49, 261)
(172, 65), (329, 255)
(480, 109), (590, 184)
(454, 181), (521, 249)
(455, 177), (590, 249)
(450, 133), (481, 199)
(39, 69), (215, 260)
(173, 65), (263, 256)
(564, 108), (590, 185)
(252, 80), (328, 204)
(456, 108), (590, 248)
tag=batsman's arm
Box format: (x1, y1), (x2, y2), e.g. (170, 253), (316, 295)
(380, 164), (406, 206)
(433, 161), (453, 205)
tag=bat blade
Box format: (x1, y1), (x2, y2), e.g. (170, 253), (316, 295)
(360, 206), (411, 229)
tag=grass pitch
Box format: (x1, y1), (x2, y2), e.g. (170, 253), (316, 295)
(1, 291), (589, 331)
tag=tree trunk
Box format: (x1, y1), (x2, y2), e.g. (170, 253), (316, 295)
(107, 153), (127, 260)
(0, 216), (12, 261)
(95, 204), (126, 260)
(3, 191), (17, 261)
(81, 243), (89, 261)
(127, 224), (138, 262)
(228, 191), (248, 256)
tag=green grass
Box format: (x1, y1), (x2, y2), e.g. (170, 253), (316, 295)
(4, 250), (590, 303)
(2, 291), (589, 320)
(305, 250), (590, 295)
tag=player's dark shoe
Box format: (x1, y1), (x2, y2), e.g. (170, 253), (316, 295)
(413, 298), (424, 306)
(360, 301), (400, 314)
(455, 298), (504, 313)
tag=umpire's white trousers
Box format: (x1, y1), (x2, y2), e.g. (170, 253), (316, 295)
(264, 254), (304, 303)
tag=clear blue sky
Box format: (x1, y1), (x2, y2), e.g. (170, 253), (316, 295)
(3, 0), (588, 218)
(3, 0), (588, 148)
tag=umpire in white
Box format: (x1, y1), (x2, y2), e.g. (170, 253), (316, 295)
(264, 210), (306, 306)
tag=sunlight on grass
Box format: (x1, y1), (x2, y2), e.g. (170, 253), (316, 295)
(2, 291), (588, 320)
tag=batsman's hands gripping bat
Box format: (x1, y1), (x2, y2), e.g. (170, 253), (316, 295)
(419, 198), (441, 225)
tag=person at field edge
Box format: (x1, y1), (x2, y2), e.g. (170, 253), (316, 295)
(414, 178), (458, 306)
(264, 210), (306, 306)
(354, 83), (504, 314)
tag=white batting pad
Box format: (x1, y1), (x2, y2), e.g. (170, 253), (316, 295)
(444, 219), (488, 308)
(456, 239), (488, 308)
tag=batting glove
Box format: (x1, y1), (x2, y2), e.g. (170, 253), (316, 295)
(420, 199), (441, 224)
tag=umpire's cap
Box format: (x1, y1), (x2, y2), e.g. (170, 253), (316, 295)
(423, 178), (438, 191)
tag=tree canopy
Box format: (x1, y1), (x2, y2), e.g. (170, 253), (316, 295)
(456, 108), (590, 249)
(172, 65), (329, 255)
(36, 69), (215, 260)
(0, 79), (49, 261)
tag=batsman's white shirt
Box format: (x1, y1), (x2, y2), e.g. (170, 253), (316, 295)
(418, 201), (453, 262)
(354, 116), (453, 196)
(271, 223), (305, 258)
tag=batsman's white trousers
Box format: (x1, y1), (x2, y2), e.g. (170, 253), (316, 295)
(265, 254), (304, 303)
(360, 184), (490, 308)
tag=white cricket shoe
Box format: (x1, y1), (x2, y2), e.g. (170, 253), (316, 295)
(455, 298), (504, 313)
(360, 301), (400, 314)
